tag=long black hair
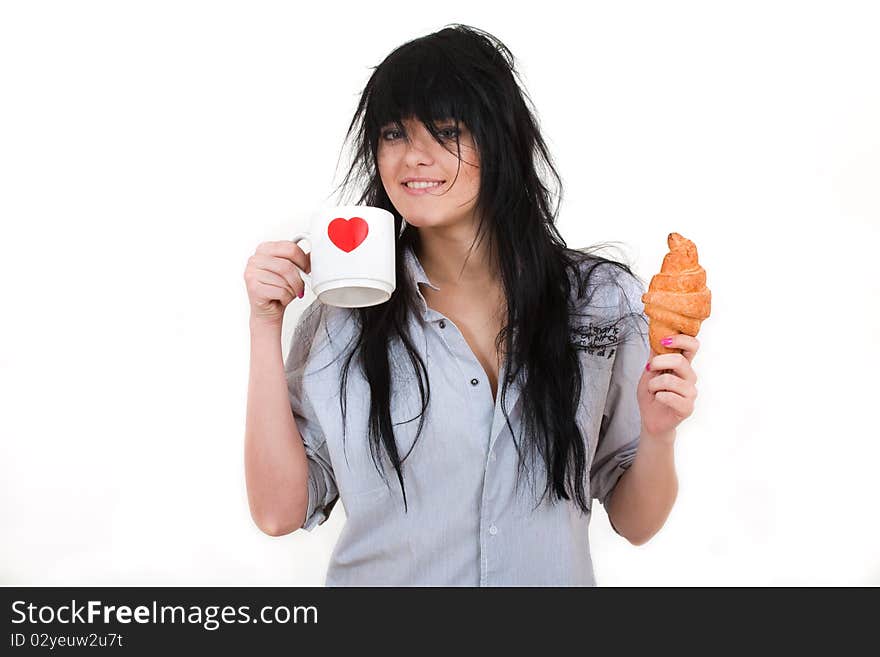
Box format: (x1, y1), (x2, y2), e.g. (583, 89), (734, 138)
(326, 23), (646, 516)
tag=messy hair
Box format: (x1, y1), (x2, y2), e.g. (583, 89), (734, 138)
(325, 24), (646, 515)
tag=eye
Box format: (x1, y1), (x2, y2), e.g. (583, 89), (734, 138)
(380, 125), (459, 142)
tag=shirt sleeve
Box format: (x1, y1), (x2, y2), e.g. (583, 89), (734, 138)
(589, 270), (650, 534)
(283, 302), (339, 532)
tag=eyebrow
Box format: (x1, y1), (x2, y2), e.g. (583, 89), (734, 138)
(382, 118), (458, 126)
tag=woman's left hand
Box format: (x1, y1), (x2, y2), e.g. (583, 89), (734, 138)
(636, 333), (701, 444)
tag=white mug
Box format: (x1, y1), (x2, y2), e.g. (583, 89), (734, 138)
(291, 205), (396, 308)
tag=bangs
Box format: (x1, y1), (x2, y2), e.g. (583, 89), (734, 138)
(365, 40), (479, 140)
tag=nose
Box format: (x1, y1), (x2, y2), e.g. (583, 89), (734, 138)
(403, 127), (436, 166)
(404, 141), (434, 166)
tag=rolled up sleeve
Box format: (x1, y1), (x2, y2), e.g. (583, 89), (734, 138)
(589, 272), (650, 526)
(284, 304), (339, 532)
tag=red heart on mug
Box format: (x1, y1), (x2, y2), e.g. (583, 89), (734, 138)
(327, 216), (369, 253)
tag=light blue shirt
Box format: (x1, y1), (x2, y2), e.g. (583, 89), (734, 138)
(284, 242), (649, 586)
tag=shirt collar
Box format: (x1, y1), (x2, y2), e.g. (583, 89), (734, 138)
(403, 242), (440, 318)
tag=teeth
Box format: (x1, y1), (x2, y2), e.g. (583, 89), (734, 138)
(405, 181), (442, 189)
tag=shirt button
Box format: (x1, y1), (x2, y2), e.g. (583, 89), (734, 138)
(438, 320), (446, 329)
(489, 525), (498, 535)
(470, 378), (479, 386)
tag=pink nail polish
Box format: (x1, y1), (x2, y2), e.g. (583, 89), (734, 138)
(646, 362), (651, 371)
(298, 290), (304, 298)
(661, 337), (673, 346)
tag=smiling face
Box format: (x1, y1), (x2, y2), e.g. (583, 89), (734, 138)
(377, 117), (481, 229)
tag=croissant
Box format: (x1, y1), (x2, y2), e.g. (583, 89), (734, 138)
(641, 233), (711, 355)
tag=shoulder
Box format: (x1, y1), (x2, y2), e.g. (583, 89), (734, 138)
(567, 250), (645, 312)
(287, 302), (359, 375)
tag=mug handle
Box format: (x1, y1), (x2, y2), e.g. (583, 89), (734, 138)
(290, 232), (313, 291)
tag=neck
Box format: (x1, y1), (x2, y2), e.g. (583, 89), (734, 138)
(414, 225), (501, 289)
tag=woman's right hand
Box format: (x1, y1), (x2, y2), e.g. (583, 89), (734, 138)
(244, 240), (311, 327)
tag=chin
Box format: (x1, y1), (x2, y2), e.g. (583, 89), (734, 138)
(392, 204), (432, 224)
(399, 211), (450, 229)
(391, 196), (466, 228)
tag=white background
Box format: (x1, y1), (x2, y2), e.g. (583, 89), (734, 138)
(1, 1), (877, 586)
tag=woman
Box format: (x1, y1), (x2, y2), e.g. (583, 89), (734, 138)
(243, 24), (701, 586)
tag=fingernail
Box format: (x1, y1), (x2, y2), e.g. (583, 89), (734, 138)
(661, 337), (673, 346)
(298, 290), (304, 298)
(645, 362), (651, 371)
